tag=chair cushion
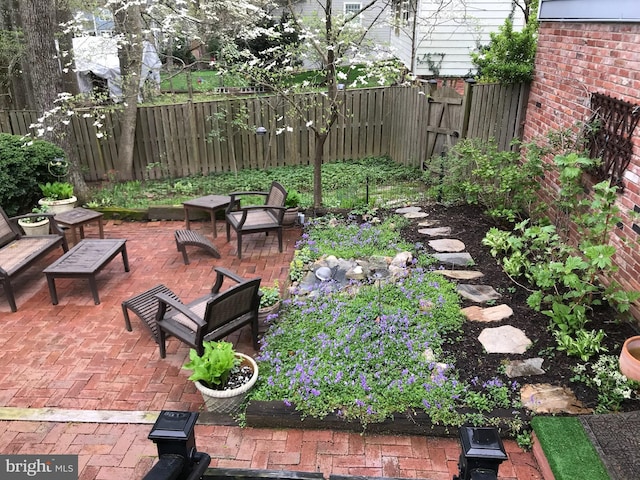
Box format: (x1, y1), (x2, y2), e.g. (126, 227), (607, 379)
(167, 298), (208, 332)
(228, 210), (279, 230)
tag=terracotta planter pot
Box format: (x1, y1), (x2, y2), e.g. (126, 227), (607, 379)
(258, 301), (281, 334)
(193, 353), (258, 414)
(17, 218), (50, 236)
(282, 207), (299, 226)
(619, 336), (640, 382)
(39, 196), (77, 215)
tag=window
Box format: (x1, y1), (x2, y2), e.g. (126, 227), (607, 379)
(586, 92), (640, 189)
(345, 2), (362, 20)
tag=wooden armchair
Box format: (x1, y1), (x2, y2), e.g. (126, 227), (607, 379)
(154, 267), (262, 358)
(225, 181), (287, 259)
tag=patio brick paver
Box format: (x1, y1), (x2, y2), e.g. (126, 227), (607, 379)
(0, 218), (541, 479)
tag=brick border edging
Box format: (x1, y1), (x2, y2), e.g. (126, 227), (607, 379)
(532, 432), (555, 480)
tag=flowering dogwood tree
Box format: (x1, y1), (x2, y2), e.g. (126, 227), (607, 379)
(228, 0), (403, 209)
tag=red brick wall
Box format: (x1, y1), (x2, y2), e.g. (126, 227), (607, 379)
(523, 21), (640, 322)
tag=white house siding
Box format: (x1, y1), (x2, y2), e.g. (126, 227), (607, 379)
(390, 0), (525, 77)
(280, 0), (393, 68)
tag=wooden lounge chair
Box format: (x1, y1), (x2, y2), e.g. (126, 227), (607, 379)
(225, 181), (287, 259)
(154, 267), (262, 357)
(0, 207), (69, 312)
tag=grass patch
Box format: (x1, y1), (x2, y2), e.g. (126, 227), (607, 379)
(532, 416), (609, 480)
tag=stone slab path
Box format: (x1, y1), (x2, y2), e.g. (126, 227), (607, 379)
(399, 205), (591, 415)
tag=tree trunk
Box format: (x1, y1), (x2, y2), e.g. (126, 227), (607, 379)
(17, 0), (89, 199)
(111, 2), (143, 181)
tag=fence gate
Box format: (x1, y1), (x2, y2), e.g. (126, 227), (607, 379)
(423, 86), (463, 163)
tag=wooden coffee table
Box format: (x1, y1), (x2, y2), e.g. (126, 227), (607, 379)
(54, 207), (104, 245)
(182, 195), (233, 238)
(43, 239), (129, 305)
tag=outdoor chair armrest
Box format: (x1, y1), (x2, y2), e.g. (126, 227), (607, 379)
(154, 293), (207, 330)
(210, 267), (248, 293)
(226, 191), (269, 212)
(10, 212), (67, 237)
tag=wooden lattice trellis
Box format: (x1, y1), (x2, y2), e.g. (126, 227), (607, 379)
(587, 92), (640, 189)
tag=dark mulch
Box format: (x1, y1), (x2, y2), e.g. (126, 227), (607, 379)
(399, 202), (640, 414)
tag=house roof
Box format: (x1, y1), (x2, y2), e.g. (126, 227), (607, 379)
(539, 0), (640, 22)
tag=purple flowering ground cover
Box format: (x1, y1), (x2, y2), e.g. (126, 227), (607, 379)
(249, 203), (640, 434)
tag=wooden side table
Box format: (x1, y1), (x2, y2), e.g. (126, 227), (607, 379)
(182, 195), (233, 238)
(43, 239), (129, 305)
(54, 207), (104, 245)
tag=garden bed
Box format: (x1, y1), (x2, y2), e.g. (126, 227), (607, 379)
(248, 202), (640, 436)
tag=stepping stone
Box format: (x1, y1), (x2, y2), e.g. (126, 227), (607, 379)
(520, 383), (593, 414)
(404, 211), (429, 219)
(457, 284), (500, 302)
(478, 325), (531, 354)
(505, 358), (545, 378)
(462, 304), (513, 322)
(433, 252), (474, 267)
(428, 238), (465, 252)
(434, 270), (484, 280)
(419, 227), (451, 237)
(395, 206), (422, 214)
(418, 220), (439, 228)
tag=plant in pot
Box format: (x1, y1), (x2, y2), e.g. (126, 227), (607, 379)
(283, 189), (302, 226)
(38, 181), (77, 214)
(17, 205), (51, 236)
(258, 281), (281, 334)
(183, 340), (258, 414)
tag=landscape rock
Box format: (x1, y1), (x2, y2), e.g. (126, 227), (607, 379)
(395, 206), (422, 214)
(433, 252), (474, 267)
(418, 227), (451, 237)
(520, 383), (593, 414)
(428, 238), (466, 252)
(462, 304), (513, 322)
(433, 270), (484, 280)
(478, 325), (532, 354)
(457, 284), (501, 302)
(404, 211), (429, 219)
(505, 358), (545, 378)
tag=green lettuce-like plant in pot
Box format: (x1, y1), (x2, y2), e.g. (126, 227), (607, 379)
(38, 181), (77, 214)
(183, 341), (258, 414)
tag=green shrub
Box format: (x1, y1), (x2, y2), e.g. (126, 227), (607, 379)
(0, 134), (66, 216)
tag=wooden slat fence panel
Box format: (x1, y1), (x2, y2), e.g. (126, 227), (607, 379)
(0, 83), (528, 181)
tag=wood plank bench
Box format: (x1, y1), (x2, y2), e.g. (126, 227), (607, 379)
(122, 284), (180, 344)
(174, 229), (221, 265)
(0, 207), (68, 312)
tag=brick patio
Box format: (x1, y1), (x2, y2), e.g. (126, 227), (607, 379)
(0, 218), (542, 480)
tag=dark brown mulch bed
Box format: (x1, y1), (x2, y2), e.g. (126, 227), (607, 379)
(400, 202), (640, 414)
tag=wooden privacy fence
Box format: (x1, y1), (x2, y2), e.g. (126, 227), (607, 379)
(0, 82), (529, 182)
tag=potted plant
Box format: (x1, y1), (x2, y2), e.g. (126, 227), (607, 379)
(283, 189), (302, 225)
(17, 205), (50, 236)
(183, 341), (258, 414)
(38, 181), (77, 214)
(258, 281), (281, 333)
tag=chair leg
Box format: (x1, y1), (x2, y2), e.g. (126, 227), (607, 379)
(251, 316), (260, 350)
(3, 279), (17, 312)
(226, 223), (231, 242)
(277, 228), (283, 253)
(237, 234), (243, 259)
(159, 330), (167, 358)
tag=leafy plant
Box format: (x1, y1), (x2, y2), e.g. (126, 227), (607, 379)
(285, 189), (302, 208)
(424, 138), (547, 222)
(555, 329), (607, 361)
(259, 281), (281, 309)
(183, 341), (240, 389)
(571, 355), (640, 412)
(19, 205), (49, 224)
(0, 133), (65, 216)
(39, 181), (74, 200)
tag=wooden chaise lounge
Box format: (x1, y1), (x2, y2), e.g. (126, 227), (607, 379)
(0, 207), (69, 312)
